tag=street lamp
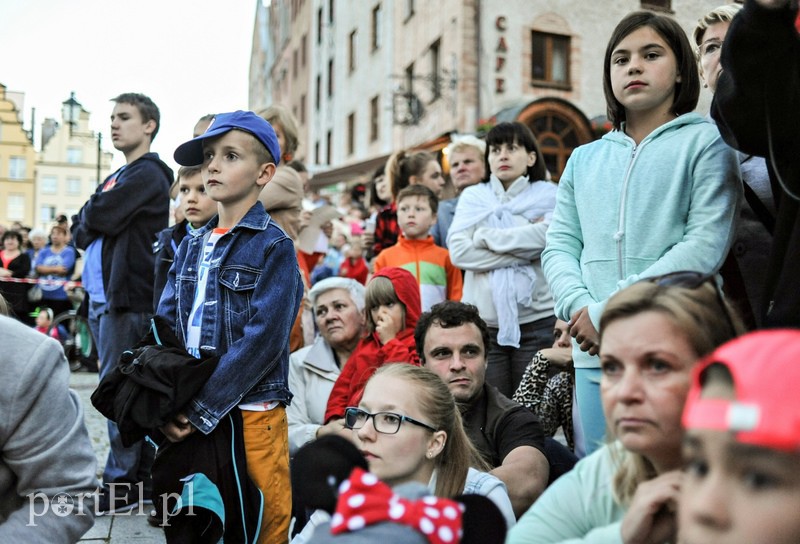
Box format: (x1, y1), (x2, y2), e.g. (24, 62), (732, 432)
(62, 91), (81, 136)
(96, 133), (103, 184)
(61, 92), (105, 184)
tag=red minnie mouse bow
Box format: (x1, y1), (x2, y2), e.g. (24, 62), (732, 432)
(330, 468), (464, 544)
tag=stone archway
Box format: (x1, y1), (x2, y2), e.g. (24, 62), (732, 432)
(517, 99), (593, 181)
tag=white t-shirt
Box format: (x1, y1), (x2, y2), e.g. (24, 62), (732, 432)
(186, 228), (227, 357)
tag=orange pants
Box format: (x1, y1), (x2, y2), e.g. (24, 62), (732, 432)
(241, 407), (291, 544)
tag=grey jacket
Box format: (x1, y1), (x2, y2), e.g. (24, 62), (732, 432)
(0, 316), (98, 542)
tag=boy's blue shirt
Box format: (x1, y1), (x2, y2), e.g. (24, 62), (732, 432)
(157, 201), (303, 434)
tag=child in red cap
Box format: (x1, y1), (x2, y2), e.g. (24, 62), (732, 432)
(680, 330), (800, 544)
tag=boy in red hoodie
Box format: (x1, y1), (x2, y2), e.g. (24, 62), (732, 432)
(324, 267), (421, 423)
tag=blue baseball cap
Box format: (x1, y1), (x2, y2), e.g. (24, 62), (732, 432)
(173, 110), (281, 167)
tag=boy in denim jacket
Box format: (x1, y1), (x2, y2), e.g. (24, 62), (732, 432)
(157, 111), (303, 543)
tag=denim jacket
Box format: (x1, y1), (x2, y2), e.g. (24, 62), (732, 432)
(157, 202), (303, 434)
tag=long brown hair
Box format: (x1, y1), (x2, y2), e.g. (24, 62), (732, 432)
(603, 11), (700, 129)
(385, 149), (436, 200)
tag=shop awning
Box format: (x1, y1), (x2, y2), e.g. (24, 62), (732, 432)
(309, 154), (391, 189)
(308, 133), (453, 189)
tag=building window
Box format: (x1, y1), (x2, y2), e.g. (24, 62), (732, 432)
(7, 194), (24, 221)
(301, 34), (307, 67)
(328, 58), (334, 97)
(370, 95), (379, 142)
(326, 130), (333, 165)
(371, 4), (382, 51)
(41, 176), (57, 194)
(317, 7), (323, 44)
(429, 39), (441, 101)
(404, 0), (415, 21)
(328, 0), (334, 23)
(67, 147), (82, 164)
(300, 94), (307, 124)
(348, 30), (357, 73)
(67, 178), (81, 195)
(315, 141), (321, 164)
(293, 48), (298, 79)
(41, 205), (56, 224)
(641, 0), (671, 10)
(531, 31), (571, 88)
(316, 75), (322, 110)
(347, 113), (355, 156)
(405, 62), (415, 95)
(9, 156), (26, 179)
(523, 99), (594, 181)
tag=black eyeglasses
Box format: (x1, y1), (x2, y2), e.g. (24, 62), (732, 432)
(642, 271), (737, 335)
(344, 407), (437, 435)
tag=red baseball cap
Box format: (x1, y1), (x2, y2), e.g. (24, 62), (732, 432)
(683, 329), (800, 452)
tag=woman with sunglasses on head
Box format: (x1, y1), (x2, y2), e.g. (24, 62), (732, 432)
(507, 272), (744, 544)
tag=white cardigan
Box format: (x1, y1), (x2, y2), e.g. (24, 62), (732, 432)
(449, 176), (556, 332)
(286, 336), (342, 455)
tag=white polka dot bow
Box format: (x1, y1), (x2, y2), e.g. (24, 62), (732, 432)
(330, 468), (464, 544)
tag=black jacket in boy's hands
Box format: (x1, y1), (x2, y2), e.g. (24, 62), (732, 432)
(91, 316), (218, 447)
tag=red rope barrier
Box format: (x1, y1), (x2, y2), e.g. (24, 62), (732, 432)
(0, 276), (82, 288)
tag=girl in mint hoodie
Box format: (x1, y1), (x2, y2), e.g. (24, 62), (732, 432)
(541, 11), (741, 456)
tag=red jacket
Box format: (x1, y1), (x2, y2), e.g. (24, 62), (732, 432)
(339, 256), (369, 285)
(324, 267), (421, 422)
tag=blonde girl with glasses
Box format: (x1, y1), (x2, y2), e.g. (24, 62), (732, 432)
(351, 363), (516, 529)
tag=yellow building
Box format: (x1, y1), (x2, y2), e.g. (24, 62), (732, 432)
(0, 83), (36, 227)
(36, 93), (113, 230)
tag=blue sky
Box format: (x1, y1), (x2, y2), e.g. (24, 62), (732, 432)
(0, 0), (256, 172)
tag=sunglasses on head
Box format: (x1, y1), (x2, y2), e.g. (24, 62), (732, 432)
(641, 270), (738, 336)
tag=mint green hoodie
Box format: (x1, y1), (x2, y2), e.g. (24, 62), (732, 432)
(542, 113), (741, 369)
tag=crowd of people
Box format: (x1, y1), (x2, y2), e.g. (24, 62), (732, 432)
(0, 217), (77, 327)
(1, 1), (799, 542)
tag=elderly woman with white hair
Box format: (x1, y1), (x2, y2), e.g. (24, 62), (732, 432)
(287, 277), (367, 454)
(431, 135), (486, 249)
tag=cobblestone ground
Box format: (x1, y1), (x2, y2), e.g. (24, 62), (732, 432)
(70, 371), (166, 543)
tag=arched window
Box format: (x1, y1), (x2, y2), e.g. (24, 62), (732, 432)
(517, 99), (592, 181)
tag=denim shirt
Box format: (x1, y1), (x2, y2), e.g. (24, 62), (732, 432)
(157, 202), (303, 434)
